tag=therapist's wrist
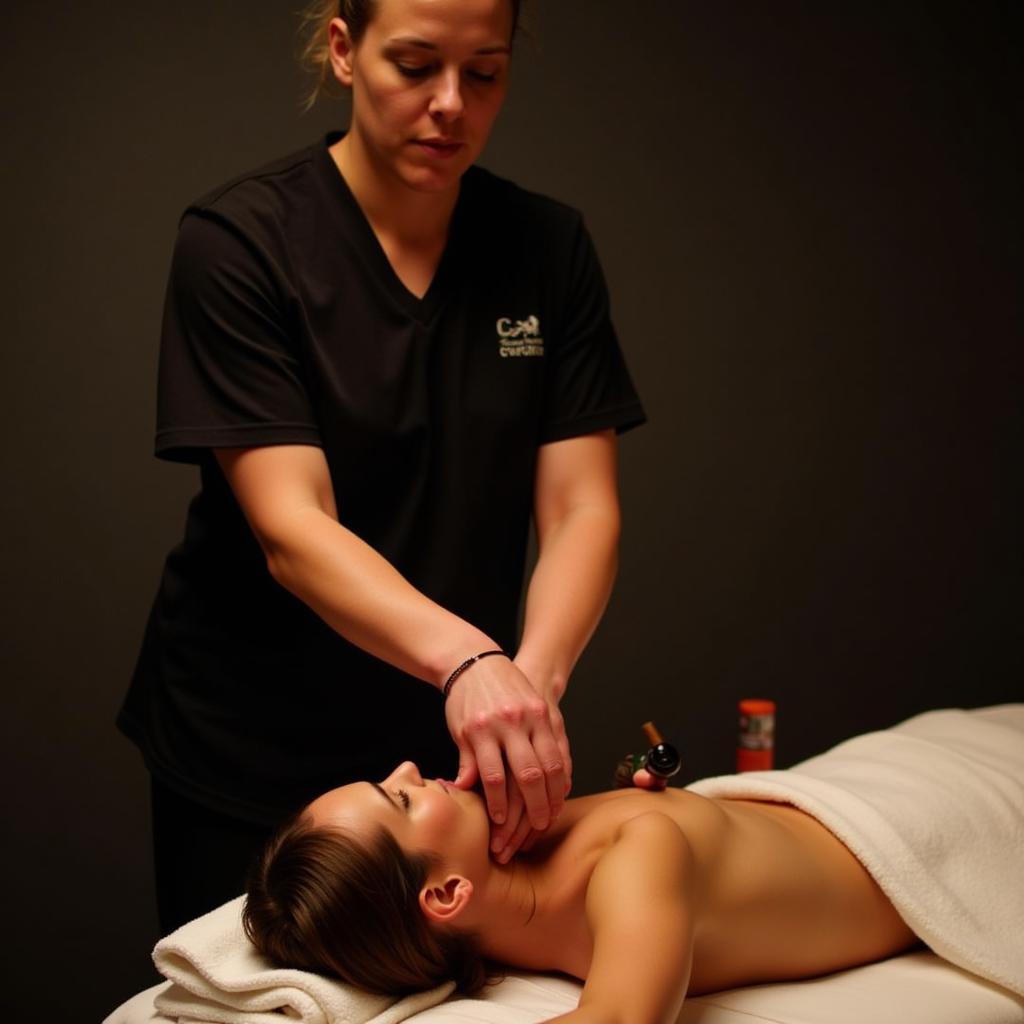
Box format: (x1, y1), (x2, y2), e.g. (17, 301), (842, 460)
(513, 652), (568, 703)
(430, 629), (503, 692)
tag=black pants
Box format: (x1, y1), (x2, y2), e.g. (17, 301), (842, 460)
(151, 777), (275, 936)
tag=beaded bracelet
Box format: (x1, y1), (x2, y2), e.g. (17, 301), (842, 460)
(442, 649), (507, 698)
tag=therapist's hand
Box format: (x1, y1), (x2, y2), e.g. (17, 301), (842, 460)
(445, 655), (570, 861)
(488, 658), (574, 863)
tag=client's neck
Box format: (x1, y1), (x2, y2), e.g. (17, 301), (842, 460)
(470, 859), (576, 969)
(482, 860), (541, 926)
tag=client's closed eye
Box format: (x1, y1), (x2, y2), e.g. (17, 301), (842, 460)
(393, 788), (411, 810)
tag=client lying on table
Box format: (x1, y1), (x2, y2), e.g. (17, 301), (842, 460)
(243, 706), (1024, 1024)
(244, 775), (913, 1018)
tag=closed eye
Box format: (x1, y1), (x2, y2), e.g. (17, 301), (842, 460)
(393, 62), (501, 84)
(369, 781), (408, 813)
(395, 62), (433, 79)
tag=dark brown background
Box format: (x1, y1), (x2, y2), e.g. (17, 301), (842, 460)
(2, 2), (1021, 1019)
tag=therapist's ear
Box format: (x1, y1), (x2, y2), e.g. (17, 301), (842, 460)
(419, 876), (474, 924)
(327, 18), (356, 87)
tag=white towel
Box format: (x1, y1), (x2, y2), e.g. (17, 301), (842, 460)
(687, 703), (1024, 997)
(152, 895), (454, 1024)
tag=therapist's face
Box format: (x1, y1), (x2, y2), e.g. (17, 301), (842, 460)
(329, 0), (513, 193)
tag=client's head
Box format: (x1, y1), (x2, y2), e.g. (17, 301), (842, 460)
(243, 761), (492, 995)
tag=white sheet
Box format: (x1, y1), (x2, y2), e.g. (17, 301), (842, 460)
(106, 953), (1024, 1024)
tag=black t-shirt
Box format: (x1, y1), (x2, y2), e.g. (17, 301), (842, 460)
(118, 133), (645, 824)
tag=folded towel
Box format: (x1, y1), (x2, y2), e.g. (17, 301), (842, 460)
(152, 895), (453, 1024)
(687, 704), (1024, 997)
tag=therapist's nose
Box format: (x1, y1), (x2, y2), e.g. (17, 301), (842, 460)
(429, 67), (464, 122)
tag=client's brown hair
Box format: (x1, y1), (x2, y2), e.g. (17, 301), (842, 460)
(243, 814), (489, 995)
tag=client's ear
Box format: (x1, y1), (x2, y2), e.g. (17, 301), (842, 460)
(419, 876), (473, 925)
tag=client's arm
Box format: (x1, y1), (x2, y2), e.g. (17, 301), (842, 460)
(549, 812), (695, 1024)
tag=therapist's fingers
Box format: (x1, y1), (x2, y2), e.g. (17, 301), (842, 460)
(467, 732), (511, 825)
(502, 725), (558, 832)
(513, 656), (574, 800)
(490, 783), (527, 858)
(494, 808), (535, 864)
(524, 714), (569, 823)
(451, 745), (478, 792)
(543, 697), (573, 798)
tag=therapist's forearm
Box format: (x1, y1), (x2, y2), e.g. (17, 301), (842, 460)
(516, 504), (620, 698)
(263, 507), (494, 688)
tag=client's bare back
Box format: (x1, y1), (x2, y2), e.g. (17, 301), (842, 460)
(493, 787), (916, 993)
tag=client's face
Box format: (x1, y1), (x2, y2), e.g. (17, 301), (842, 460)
(307, 761), (491, 875)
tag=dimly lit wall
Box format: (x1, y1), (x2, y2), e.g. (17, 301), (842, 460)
(2, 3), (1021, 1018)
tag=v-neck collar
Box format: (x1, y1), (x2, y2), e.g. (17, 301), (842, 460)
(314, 131), (468, 326)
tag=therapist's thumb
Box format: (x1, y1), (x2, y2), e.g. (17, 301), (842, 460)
(453, 749), (479, 790)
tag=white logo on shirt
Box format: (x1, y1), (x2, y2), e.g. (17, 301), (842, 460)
(496, 315), (544, 357)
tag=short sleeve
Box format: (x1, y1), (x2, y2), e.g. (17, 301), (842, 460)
(539, 216), (646, 444)
(155, 211), (321, 463)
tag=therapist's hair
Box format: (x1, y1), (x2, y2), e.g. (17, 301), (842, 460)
(243, 814), (490, 995)
(297, 0), (524, 110)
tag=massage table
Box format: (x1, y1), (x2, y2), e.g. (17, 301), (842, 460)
(106, 706), (1024, 1023)
(106, 951), (1024, 1024)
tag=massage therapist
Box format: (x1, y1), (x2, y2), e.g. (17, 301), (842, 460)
(118, 0), (645, 934)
